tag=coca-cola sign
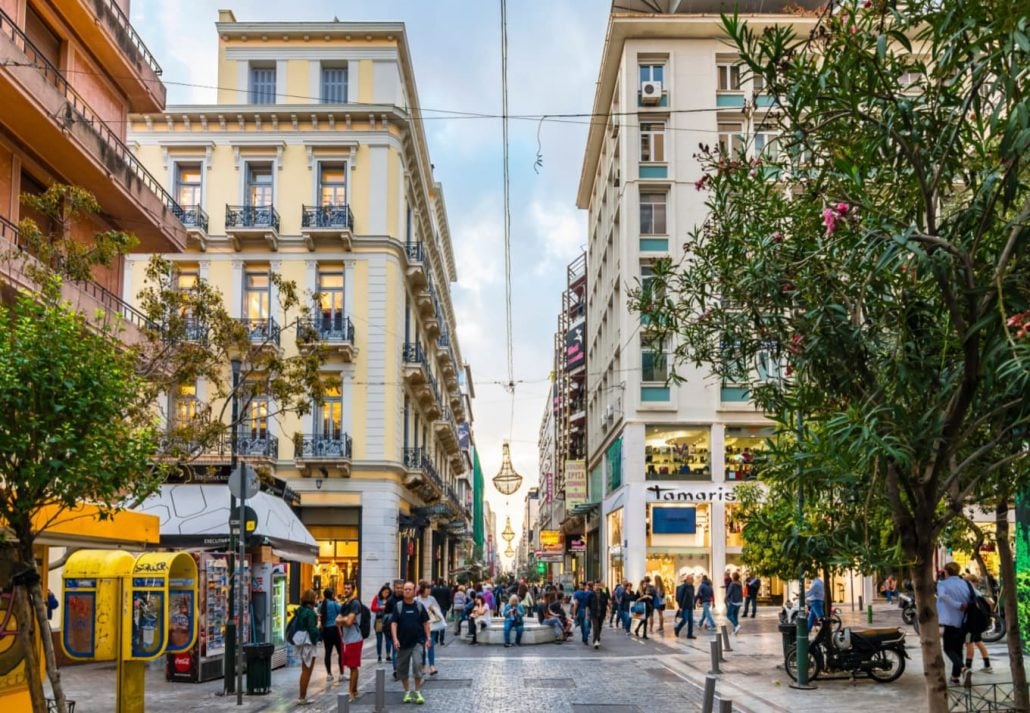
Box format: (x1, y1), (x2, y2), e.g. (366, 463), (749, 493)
(173, 653), (192, 673)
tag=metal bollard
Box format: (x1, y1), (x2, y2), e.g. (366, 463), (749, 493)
(375, 668), (386, 713)
(337, 691), (350, 713)
(867, 604), (873, 624)
(701, 675), (717, 713)
(858, 595), (864, 610)
(709, 639), (721, 675)
(719, 698), (734, 713)
(717, 634), (727, 663)
(720, 624), (733, 652)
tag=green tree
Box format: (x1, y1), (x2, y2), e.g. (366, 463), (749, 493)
(635, 2), (1029, 710)
(0, 285), (162, 713)
(1, 184), (338, 713)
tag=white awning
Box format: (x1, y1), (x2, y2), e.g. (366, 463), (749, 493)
(136, 484), (318, 563)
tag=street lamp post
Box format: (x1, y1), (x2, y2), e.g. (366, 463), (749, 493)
(224, 357), (241, 701)
(790, 409), (815, 690)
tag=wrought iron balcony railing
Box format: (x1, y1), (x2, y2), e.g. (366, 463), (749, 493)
(305, 314), (354, 343)
(225, 205), (281, 232)
(238, 317), (281, 346)
(173, 205), (209, 233)
(403, 342), (428, 368)
(0, 10), (184, 221)
(159, 430), (278, 460)
(403, 447), (442, 489)
(406, 242), (424, 263)
(295, 433), (352, 460)
(301, 204), (354, 230)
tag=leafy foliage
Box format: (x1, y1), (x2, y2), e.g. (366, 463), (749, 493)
(633, 1), (1028, 707)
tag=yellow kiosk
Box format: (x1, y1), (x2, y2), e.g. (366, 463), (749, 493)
(62, 551), (197, 713)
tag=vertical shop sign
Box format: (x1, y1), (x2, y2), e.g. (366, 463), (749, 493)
(1016, 491), (1030, 654)
(565, 460), (587, 507)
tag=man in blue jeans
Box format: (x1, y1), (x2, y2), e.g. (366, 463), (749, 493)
(571, 581), (595, 645)
(805, 574), (825, 630)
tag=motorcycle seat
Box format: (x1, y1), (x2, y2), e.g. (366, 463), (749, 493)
(850, 628), (905, 647)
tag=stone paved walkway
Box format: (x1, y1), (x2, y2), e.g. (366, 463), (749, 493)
(54, 604), (1026, 712)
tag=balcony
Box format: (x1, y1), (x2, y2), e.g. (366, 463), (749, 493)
(173, 205), (210, 249)
(297, 314), (355, 361)
(403, 447), (442, 502)
(0, 215), (156, 348)
(225, 205), (280, 250)
(405, 242), (428, 289)
(56, 0), (166, 112)
(415, 281), (435, 318)
(0, 10), (185, 252)
(402, 342), (430, 386)
(237, 317), (281, 349)
(301, 204), (354, 251)
(434, 408), (460, 455)
(294, 433), (353, 476)
(159, 431), (279, 465)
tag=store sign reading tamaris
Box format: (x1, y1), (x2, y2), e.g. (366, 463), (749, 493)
(61, 551), (197, 663)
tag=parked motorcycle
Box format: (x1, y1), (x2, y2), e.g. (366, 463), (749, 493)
(778, 598), (842, 630)
(898, 591), (919, 633)
(785, 619), (908, 683)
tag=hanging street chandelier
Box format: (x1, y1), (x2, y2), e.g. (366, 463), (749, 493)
(492, 441), (523, 495)
(504, 544), (516, 558)
(501, 516), (516, 542)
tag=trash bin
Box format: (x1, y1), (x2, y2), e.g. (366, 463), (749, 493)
(244, 643), (274, 695)
(778, 623), (798, 661)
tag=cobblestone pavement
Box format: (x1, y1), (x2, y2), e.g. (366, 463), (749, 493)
(55, 605), (1026, 712)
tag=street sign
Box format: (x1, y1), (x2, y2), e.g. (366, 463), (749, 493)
(228, 464), (259, 500)
(228, 505), (258, 534)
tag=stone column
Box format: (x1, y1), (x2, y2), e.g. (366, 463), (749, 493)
(360, 487), (400, 603)
(710, 422), (727, 613)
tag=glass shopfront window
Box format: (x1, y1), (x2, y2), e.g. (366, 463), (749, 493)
(307, 525), (359, 596)
(726, 503), (744, 549)
(645, 425), (710, 480)
(646, 503), (711, 587)
(725, 425), (773, 481)
(607, 508), (624, 587)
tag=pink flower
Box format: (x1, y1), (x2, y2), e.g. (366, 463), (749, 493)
(836, 202), (850, 215)
(771, 231), (783, 244)
(850, 25), (857, 34)
(823, 208), (839, 235)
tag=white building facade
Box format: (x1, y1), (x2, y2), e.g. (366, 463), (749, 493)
(577, 2), (871, 608)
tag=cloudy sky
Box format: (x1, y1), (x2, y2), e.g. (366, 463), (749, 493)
(133, 0), (612, 559)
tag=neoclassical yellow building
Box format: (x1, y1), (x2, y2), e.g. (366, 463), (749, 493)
(125, 10), (473, 600)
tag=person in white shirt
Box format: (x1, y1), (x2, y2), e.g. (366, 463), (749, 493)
(937, 562), (973, 685)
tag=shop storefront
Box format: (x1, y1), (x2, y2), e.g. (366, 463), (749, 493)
(606, 508), (624, 587)
(301, 507), (361, 597)
(645, 425), (711, 481)
(725, 426), (773, 481)
(645, 502), (711, 588)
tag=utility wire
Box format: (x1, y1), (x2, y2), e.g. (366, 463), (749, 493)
(500, 0), (516, 442)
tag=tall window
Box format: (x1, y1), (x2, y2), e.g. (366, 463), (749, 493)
(25, 5), (61, 69)
(754, 132), (780, 160)
(174, 163), (202, 207)
(242, 393), (269, 441)
(321, 64), (348, 103)
(639, 191), (667, 235)
(640, 122), (666, 163)
(319, 163), (347, 206)
(718, 123), (744, 156)
(249, 63), (276, 104)
(317, 271), (344, 328)
(243, 271), (270, 321)
(174, 270), (198, 292)
(319, 386), (343, 439)
(246, 163), (273, 206)
(172, 383), (198, 428)
(639, 64), (664, 85)
(717, 63), (742, 92)
(641, 337), (668, 383)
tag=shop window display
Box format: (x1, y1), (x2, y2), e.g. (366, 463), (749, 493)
(645, 425), (710, 480)
(725, 426), (773, 481)
(647, 503), (711, 586)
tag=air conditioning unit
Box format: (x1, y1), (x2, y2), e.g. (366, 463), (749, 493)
(641, 80), (663, 104)
(604, 404), (615, 423)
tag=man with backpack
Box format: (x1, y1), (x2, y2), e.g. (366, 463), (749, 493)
(590, 581), (610, 649)
(937, 561), (975, 686)
(391, 581), (431, 705)
(962, 573), (994, 680)
(338, 581), (365, 703)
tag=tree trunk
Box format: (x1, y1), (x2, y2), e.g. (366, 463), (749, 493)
(12, 581), (47, 713)
(911, 545), (950, 713)
(996, 499), (1029, 712)
(28, 579), (69, 713)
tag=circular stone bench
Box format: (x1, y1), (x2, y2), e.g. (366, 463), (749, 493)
(473, 619), (564, 646)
